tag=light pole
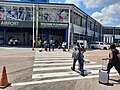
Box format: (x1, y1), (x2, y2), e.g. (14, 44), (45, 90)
(32, 4), (35, 51)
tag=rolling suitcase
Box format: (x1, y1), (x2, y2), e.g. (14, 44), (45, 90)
(99, 60), (109, 84)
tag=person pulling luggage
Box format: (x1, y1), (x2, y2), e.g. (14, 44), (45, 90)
(102, 44), (120, 75)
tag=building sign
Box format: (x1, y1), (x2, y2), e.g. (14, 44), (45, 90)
(0, 21), (68, 28)
(1, 21), (19, 26)
(0, 20), (32, 27)
(40, 23), (68, 29)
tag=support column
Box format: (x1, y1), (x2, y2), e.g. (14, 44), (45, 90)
(65, 29), (68, 48)
(111, 37), (113, 43)
(99, 25), (101, 41)
(93, 21), (96, 42)
(32, 4), (35, 50)
(106, 37), (108, 43)
(44, 30), (49, 42)
(36, 4), (39, 46)
(67, 8), (71, 49)
(113, 27), (115, 43)
(85, 15), (88, 42)
(102, 27), (105, 42)
(3, 29), (6, 46)
(103, 36), (105, 43)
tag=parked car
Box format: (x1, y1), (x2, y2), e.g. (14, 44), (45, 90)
(89, 42), (110, 50)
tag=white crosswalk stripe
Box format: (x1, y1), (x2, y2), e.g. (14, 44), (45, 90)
(32, 50), (119, 84)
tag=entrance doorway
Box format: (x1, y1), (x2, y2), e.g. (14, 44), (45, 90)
(38, 29), (66, 48)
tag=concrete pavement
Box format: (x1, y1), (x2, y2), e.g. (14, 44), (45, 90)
(0, 47), (120, 90)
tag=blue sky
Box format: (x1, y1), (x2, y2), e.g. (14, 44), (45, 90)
(50, 0), (120, 27)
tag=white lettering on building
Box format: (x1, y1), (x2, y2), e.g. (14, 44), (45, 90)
(1, 21), (19, 26)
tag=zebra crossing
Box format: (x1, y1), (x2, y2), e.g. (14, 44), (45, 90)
(32, 50), (119, 84)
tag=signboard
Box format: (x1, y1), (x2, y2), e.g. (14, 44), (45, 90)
(40, 23), (68, 29)
(0, 21), (69, 29)
(0, 20), (32, 27)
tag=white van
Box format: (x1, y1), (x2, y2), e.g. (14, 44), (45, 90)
(89, 42), (110, 50)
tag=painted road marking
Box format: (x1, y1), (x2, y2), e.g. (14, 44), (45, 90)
(33, 65), (104, 71)
(34, 60), (72, 63)
(11, 73), (119, 87)
(32, 69), (117, 79)
(32, 71), (79, 79)
(34, 58), (72, 61)
(33, 61), (96, 66)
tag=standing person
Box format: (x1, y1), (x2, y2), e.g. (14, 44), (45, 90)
(37, 39), (41, 48)
(44, 40), (47, 52)
(49, 38), (55, 51)
(102, 44), (120, 75)
(62, 42), (66, 52)
(71, 42), (85, 76)
(52, 40), (55, 51)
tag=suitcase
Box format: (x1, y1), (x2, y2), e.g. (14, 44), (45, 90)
(99, 60), (109, 84)
(39, 48), (42, 52)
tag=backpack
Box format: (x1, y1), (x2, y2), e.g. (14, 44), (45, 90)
(112, 49), (120, 61)
(73, 46), (80, 60)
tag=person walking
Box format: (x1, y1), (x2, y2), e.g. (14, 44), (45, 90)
(78, 46), (86, 71)
(49, 38), (55, 51)
(102, 44), (120, 75)
(71, 42), (85, 76)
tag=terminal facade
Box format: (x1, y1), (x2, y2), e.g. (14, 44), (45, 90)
(0, 1), (120, 48)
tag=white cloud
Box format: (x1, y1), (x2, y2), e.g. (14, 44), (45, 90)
(50, 2), (56, 3)
(0, 0), (21, 1)
(58, 2), (62, 3)
(82, 0), (120, 9)
(64, 0), (120, 9)
(65, 0), (82, 7)
(116, 24), (120, 27)
(91, 3), (120, 25)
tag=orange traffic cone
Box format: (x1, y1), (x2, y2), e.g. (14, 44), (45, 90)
(0, 66), (10, 88)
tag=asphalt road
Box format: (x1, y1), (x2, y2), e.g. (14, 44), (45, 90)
(0, 47), (120, 90)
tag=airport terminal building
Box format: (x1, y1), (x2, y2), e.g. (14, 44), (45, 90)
(0, 1), (120, 48)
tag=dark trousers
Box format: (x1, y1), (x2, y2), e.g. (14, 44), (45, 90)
(72, 58), (84, 73)
(52, 45), (54, 51)
(107, 61), (120, 74)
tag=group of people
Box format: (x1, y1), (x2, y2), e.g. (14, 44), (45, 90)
(37, 39), (55, 52)
(71, 42), (120, 77)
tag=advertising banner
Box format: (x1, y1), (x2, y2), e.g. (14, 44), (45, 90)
(0, 5), (33, 21)
(39, 8), (69, 23)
